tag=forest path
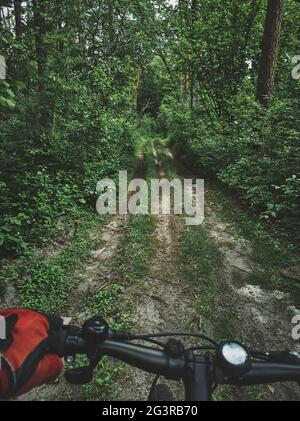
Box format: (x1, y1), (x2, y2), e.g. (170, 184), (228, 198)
(164, 140), (300, 401)
(19, 138), (300, 401)
(114, 141), (199, 400)
(112, 140), (300, 401)
(19, 214), (128, 401)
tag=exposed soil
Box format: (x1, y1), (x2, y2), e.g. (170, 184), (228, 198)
(115, 143), (199, 400)
(167, 144), (300, 401)
(18, 213), (128, 401)
(14, 140), (300, 401)
(63, 215), (128, 324)
(204, 206), (300, 400)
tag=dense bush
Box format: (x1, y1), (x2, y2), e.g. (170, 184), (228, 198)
(160, 93), (300, 233)
(0, 60), (136, 256)
(0, 98), (135, 254)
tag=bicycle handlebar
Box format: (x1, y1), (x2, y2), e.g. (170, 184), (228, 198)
(62, 330), (186, 379)
(53, 315), (300, 401)
(217, 362), (300, 385)
(100, 341), (186, 379)
(64, 334), (300, 383)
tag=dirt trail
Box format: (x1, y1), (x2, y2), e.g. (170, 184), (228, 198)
(115, 142), (199, 400)
(165, 143), (300, 401)
(16, 139), (300, 401)
(204, 207), (300, 400)
(21, 141), (199, 401)
(63, 215), (128, 324)
(19, 213), (128, 401)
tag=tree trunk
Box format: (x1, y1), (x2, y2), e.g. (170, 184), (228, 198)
(0, 8), (4, 31)
(55, 0), (64, 52)
(14, 0), (22, 40)
(33, 0), (50, 130)
(134, 66), (142, 113)
(256, 0), (284, 108)
(75, 0), (87, 61)
(33, 0), (47, 82)
(184, 66), (189, 96)
(190, 0), (198, 109)
(6, 7), (12, 32)
(179, 0), (189, 101)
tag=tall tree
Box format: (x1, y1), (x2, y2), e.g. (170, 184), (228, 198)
(190, 0), (198, 109)
(32, 0), (49, 130)
(256, 0), (284, 108)
(32, 0), (47, 82)
(13, 0), (22, 40)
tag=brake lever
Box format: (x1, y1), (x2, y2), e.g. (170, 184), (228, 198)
(65, 314), (110, 385)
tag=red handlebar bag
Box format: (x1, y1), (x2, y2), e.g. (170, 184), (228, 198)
(0, 309), (63, 399)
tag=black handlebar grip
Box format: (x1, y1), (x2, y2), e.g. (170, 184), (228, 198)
(48, 327), (70, 357)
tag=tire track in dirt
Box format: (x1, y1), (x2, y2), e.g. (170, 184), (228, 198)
(204, 207), (300, 400)
(115, 142), (199, 401)
(63, 214), (128, 324)
(19, 216), (129, 401)
(165, 142), (300, 401)
(19, 147), (147, 401)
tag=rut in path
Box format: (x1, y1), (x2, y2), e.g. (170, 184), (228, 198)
(115, 139), (300, 401)
(18, 140), (300, 401)
(19, 214), (128, 401)
(115, 142), (199, 401)
(166, 142), (300, 401)
(203, 206), (300, 400)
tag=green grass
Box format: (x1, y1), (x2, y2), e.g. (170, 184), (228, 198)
(114, 137), (158, 285)
(143, 137), (158, 179)
(18, 212), (111, 312)
(114, 214), (157, 285)
(179, 224), (222, 328)
(86, 284), (130, 330)
(0, 211), (111, 311)
(78, 283), (131, 400)
(213, 384), (266, 402)
(75, 138), (158, 400)
(154, 138), (178, 179)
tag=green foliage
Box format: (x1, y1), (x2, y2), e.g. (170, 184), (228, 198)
(115, 214), (157, 285)
(163, 91), (300, 240)
(154, 0), (300, 245)
(180, 225), (222, 312)
(18, 212), (109, 312)
(86, 284), (130, 332)
(0, 80), (16, 108)
(20, 260), (67, 312)
(0, 1), (140, 257)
